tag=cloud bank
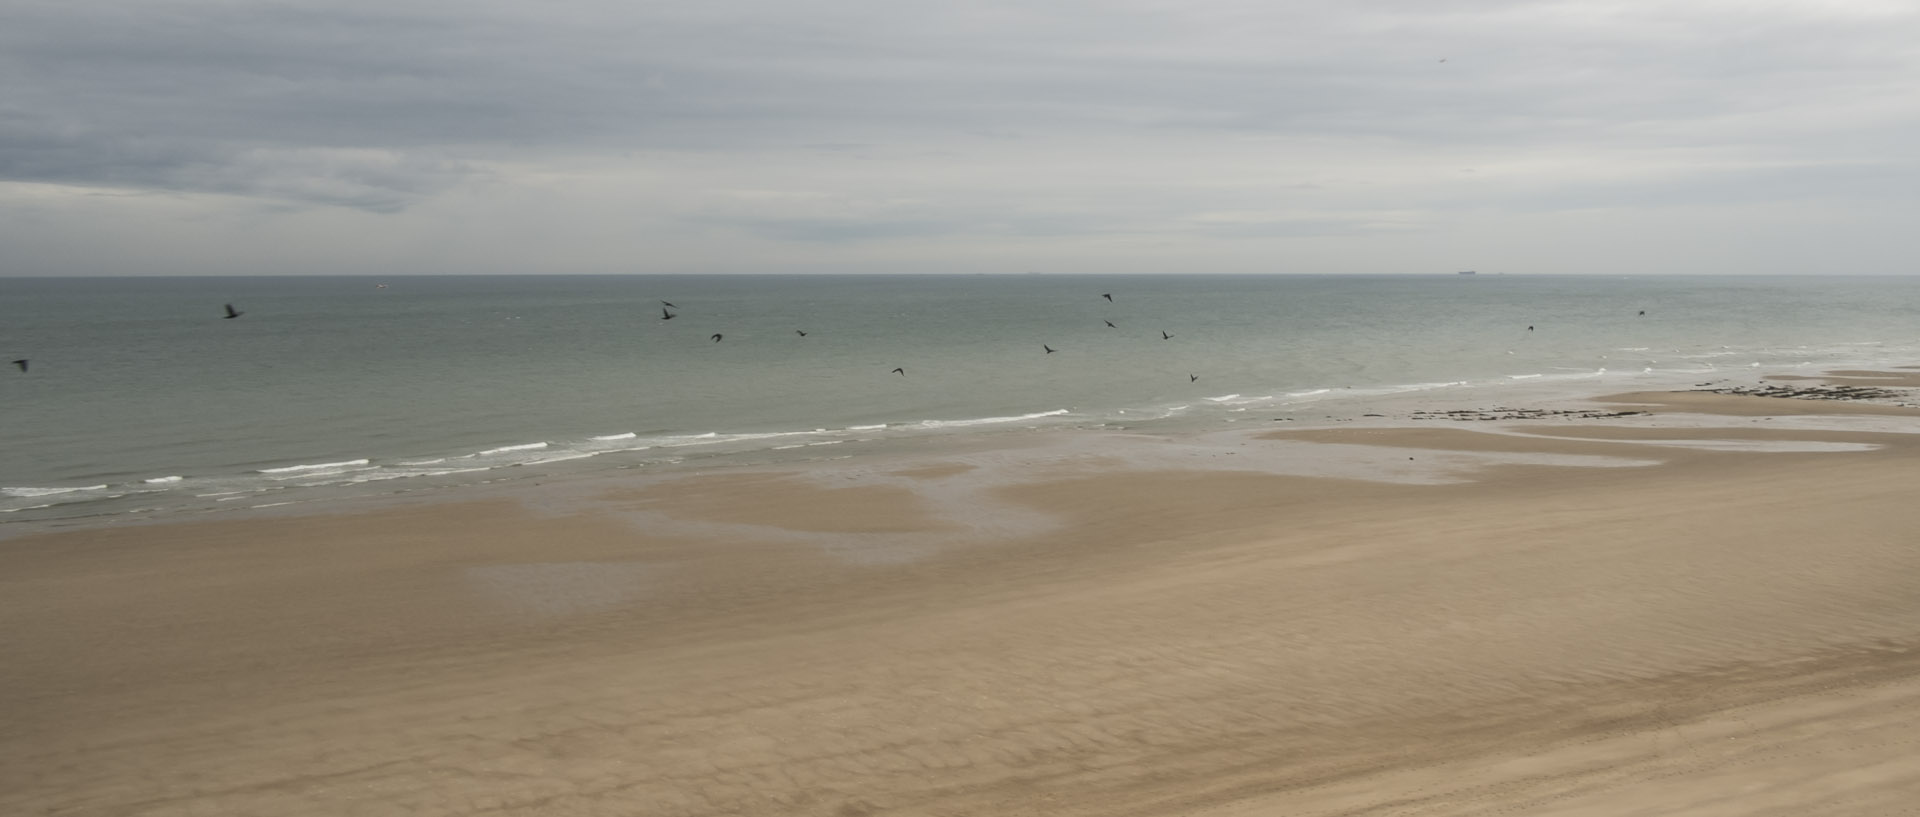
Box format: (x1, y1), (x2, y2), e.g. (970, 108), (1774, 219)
(1, 0), (1915, 274)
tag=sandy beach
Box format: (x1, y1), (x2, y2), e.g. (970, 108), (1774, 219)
(7, 375), (1920, 815)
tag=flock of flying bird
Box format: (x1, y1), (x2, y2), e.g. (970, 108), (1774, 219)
(656, 291), (1201, 381)
(8, 295), (1200, 379)
(10, 303), (246, 374)
(6, 293), (1633, 381)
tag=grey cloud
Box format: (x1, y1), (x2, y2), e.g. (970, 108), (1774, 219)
(10, 1), (1904, 151)
(0, 113), (474, 211)
(1177, 213), (1431, 239)
(705, 217), (960, 243)
(1472, 160), (1920, 214)
(0, 0), (1914, 237)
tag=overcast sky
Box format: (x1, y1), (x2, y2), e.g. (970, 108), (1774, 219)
(2, 0), (1916, 276)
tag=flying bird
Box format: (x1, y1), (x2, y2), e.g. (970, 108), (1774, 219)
(1044, 345), (1056, 354)
(662, 301), (678, 309)
(223, 304), (243, 319)
(1104, 320), (1116, 328)
(796, 330), (807, 337)
(1190, 373), (1198, 382)
(1161, 331), (1172, 340)
(891, 367), (906, 376)
(1101, 293), (1112, 302)
(661, 307), (676, 320)
(710, 334), (723, 342)
(10, 359), (25, 373)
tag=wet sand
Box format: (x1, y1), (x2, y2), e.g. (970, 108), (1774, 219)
(5, 382), (1920, 815)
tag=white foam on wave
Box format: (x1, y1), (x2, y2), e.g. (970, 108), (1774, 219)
(595, 444), (656, 454)
(1343, 381), (1466, 400)
(478, 442), (548, 456)
(1205, 394), (1242, 403)
(4, 484), (110, 497)
(654, 430), (815, 448)
(773, 440), (849, 451)
(1394, 381), (1468, 393)
(849, 424), (887, 431)
(1288, 388), (1332, 397)
(342, 465), (493, 485)
(143, 476), (184, 484)
(1507, 374), (1543, 380)
(525, 452), (595, 466)
(644, 432), (722, 447)
(591, 432), (637, 441)
(914, 409), (1071, 429)
(258, 459), (370, 474)
(718, 431), (817, 442)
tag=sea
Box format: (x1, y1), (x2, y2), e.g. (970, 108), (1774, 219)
(5, 273), (1920, 532)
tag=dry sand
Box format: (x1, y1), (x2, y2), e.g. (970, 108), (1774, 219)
(6, 385), (1920, 815)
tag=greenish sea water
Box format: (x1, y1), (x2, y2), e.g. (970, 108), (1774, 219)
(6, 274), (1919, 527)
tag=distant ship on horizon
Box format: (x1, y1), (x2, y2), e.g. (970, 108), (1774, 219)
(1457, 270), (1477, 275)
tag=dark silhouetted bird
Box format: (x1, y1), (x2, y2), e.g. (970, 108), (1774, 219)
(223, 304), (243, 319)
(1101, 293), (1112, 302)
(1161, 331), (1172, 340)
(10, 359), (25, 373)
(1104, 320), (1116, 328)
(1190, 373), (1199, 382)
(662, 301), (678, 309)
(710, 334), (723, 342)
(891, 367), (906, 375)
(1044, 345), (1056, 354)
(796, 330), (807, 337)
(661, 307), (676, 320)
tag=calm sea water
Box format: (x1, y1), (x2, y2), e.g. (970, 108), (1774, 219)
(5, 274), (1919, 529)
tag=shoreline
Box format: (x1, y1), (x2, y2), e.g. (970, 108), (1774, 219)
(7, 370), (1920, 814)
(5, 355), (1899, 535)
